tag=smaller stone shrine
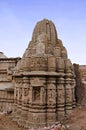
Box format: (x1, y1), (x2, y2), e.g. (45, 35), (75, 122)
(13, 19), (76, 127)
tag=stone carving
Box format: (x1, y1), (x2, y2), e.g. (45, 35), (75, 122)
(24, 88), (29, 96)
(14, 88), (18, 100)
(19, 88), (22, 100)
(41, 87), (46, 103)
(66, 89), (72, 103)
(65, 59), (73, 72)
(48, 89), (56, 105)
(58, 86), (65, 104)
(57, 58), (64, 72)
(36, 33), (46, 55)
(22, 94), (29, 104)
(48, 56), (56, 71)
(54, 47), (61, 57)
(31, 78), (43, 87)
(33, 87), (40, 101)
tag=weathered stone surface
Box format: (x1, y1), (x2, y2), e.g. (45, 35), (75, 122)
(12, 19), (76, 127)
(73, 64), (86, 104)
(0, 53), (20, 112)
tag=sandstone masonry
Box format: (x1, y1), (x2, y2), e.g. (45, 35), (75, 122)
(0, 52), (20, 112)
(12, 19), (76, 127)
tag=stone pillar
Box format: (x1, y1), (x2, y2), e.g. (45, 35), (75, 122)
(22, 87), (25, 104)
(18, 83), (22, 105)
(27, 77), (47, 127)
(22, 80), (29, 104)
(57, 77), (65, 119)
(14, 87), (17, 103)
(71, 79), (76, 108)
(65, 78), (73, 114)
(29, 86), (33, 103)
(21, 77), (30, 106)
(46, 78), (56, 124)
(13, 81), (18, 115)
(40, 87), (46, 104)
(13, 81), (22, 122)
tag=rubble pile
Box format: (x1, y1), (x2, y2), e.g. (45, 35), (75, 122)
(28, 122), (69, 130)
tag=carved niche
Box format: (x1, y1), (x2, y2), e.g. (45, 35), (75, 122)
(31, 78), (44, 102)
(22, 83), (30, 104)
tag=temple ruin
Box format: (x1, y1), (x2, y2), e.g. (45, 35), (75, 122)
(11, 19), (76, 127)
(0, 52), (20, 112)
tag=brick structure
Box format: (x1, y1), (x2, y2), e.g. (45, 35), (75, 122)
(12, 19), (76, 127)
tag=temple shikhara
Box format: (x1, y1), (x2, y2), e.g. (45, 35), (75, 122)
(0, 19), (76, 127)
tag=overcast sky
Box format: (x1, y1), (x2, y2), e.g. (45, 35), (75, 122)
(0, 0), (86, 65)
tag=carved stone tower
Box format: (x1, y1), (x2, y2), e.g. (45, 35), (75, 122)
(13, 19), (76, 127)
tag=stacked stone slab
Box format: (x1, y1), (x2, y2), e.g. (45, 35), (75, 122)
(0, 52), (20, 112)
(13, 19), (76, 127)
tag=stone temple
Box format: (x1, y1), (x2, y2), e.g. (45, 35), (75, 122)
(12, 19), (76, 127)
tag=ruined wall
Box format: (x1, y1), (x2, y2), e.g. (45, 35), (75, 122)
(0, 90), (14, 112)
(73, 64), (85, 104)
(0, 53), (20, 112)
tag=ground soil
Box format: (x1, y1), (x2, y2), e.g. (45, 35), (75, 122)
(0, 105), (86, 130)
(63, 105), (86, 130)
(0, 113), (28, 130)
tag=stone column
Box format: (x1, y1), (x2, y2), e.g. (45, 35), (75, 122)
(17, 87), (20, 105)
(71, 79), (76, 108)
(40, 87), (46, 104)
(65, 78), (73, 114)
(46, 78), (57, 124)
(17, 83), (22, 105)
(22, 87), (25, 105)
(14, 87), (17, 103)
(57, 77), (65, 119)
(14, 82), (18, 104)
(29, 86), (33, 103)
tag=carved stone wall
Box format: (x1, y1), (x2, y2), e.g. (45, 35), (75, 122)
(13, 19), (76, 127)
(73, 64), (85, 104)
(0, 90), (14, 112)
(0, 53), (20, 112)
